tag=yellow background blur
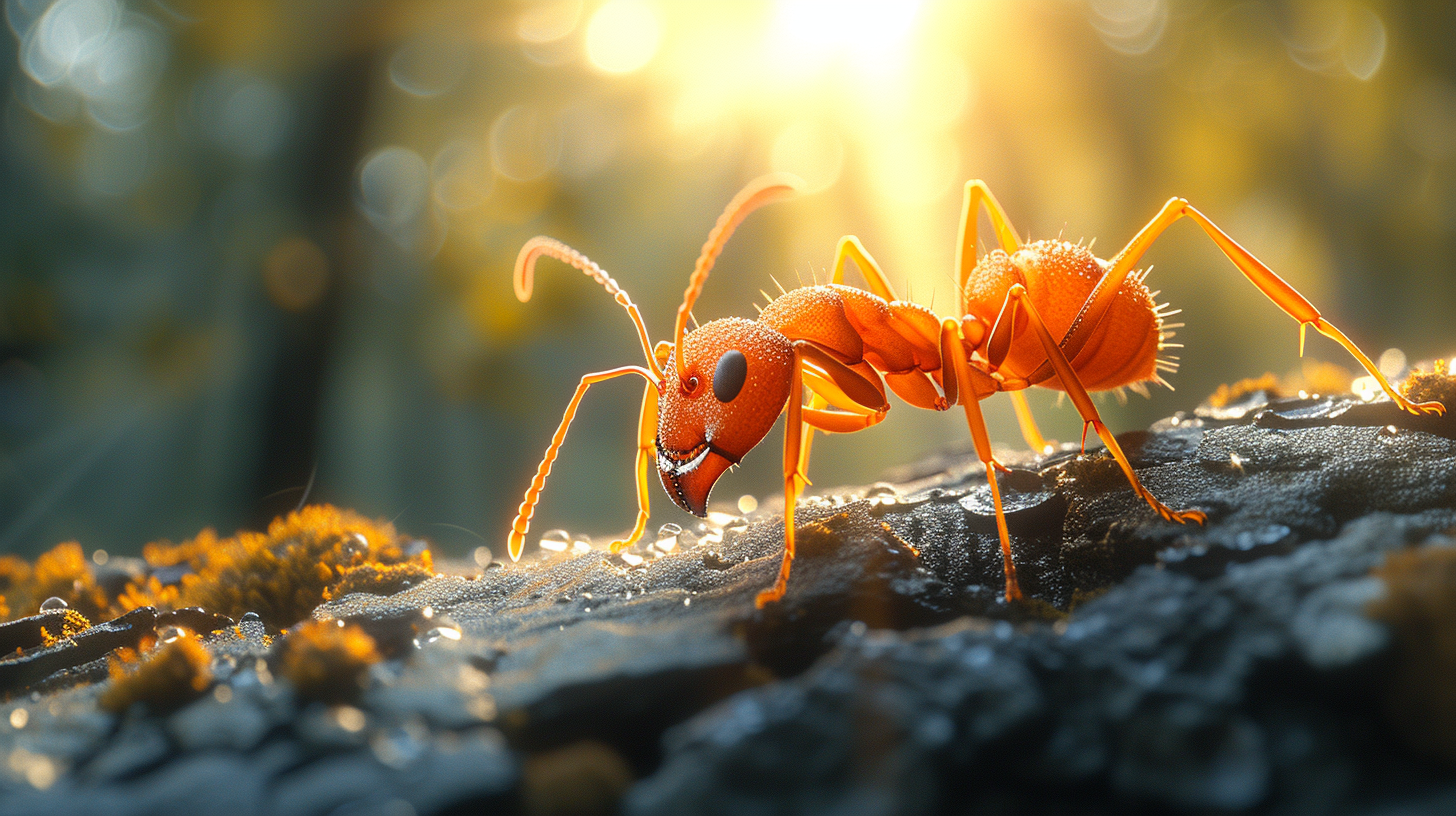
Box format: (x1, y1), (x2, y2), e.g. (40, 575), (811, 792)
(1, 0), (1452, 558)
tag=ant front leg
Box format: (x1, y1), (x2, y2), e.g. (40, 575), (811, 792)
(755, 355), (809, 609)
(507, 366), (658, 561)
(609, 380), (660, 553)
(1005, 284), (1207, 526)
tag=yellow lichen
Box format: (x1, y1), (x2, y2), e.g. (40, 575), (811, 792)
(119, 504), (433, 631)
(323, 561), (435, 601)
(1206, 373), (1282, 409)
(278, 620), (381, 703)
(1206, 362), (1355, 409)
(100, 635), (213, 714)
(1368, 544), (1456, 767)
(38, 609), (92, 647)
(1401, 358), (1456, 408)
(0, 542), (109, 620)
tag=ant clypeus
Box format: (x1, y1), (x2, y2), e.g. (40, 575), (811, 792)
(506, 175), (1445, 608)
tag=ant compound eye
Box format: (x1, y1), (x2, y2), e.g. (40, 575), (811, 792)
(713, 349), (748, 402)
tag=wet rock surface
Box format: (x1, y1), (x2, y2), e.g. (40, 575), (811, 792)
(3, 389), (1456, 814)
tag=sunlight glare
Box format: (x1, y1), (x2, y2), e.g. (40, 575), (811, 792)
(585, 0), (661, 75)
(769, 0), (922, 77)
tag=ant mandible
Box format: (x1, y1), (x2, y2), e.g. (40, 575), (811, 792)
(507, 175), (1445, 608)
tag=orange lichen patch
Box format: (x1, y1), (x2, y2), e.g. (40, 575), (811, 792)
(38, 609), (92, 647)
(1206, 373), (1282, 409)
(323, 562), (435, 601)
(100, 635), (213, 714)
(1206, 362), (1356, 409)
(140, 529), (221, 569)
(110, 576), (180, 616)
(119, 505), (433, 631)
(1367, 544), (1456, 767)
(1401, 359), (1456, 407)
(0, 542), (109, 621)
(278, 620), (381, 703)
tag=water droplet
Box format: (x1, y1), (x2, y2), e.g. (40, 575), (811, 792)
(1379, 424), (1401, 437)
(706, 511), (738, 527)
(91, 549), (108, 566)
(212, 685), (233, 704)
(618, 552), (643, 567)
(571, 539), (592, 555)
(683, 597), (691, 607)
(9, 708), (28, 729)
(865, 482), (900, 500)
(38, 597), (67, 611)
(657, 523), (682, 537)
(472, 546), (493, 568)
(417, 625), (462, 646)
(421, 606), (434, 619)
(342, 533), (367, 559)
(240, 612), (261, 623)
(737, 494), (758, 514)
(539, 529), (571, 552)
(156, 625), (184, 643)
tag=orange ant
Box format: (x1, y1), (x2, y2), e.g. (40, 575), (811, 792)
(507, 175), (1445, 608)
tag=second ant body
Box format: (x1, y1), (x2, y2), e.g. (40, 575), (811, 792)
(508, 175), (1444, 607)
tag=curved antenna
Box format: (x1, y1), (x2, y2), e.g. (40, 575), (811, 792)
(515, 236), (663, 384)
(673, 173), (804, 381)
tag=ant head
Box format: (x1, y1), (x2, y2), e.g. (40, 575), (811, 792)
(656, 317), (793, 516)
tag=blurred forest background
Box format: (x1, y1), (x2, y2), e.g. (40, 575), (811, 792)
(1, 0), (1453, 560)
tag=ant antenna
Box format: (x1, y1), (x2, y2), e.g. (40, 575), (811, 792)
(673, 173), (803, 380)
(515, 237), (664, 384)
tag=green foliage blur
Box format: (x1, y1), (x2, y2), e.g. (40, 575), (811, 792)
(0, 0), (1452, 559)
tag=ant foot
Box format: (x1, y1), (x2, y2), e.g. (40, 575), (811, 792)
(1165, 507), (1207, 525)
(1408, 399), (1446, 417)
(754, 583), (787, 609)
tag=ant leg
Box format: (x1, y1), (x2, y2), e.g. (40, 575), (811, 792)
(1008, 391), (1052, 454)
(957, 180), (1022, 312)
(756, 356), (808, 608)
(507, 365), (658, 561)
(609, 380), (660, 553)
(830, 236), (898, 300)
(940, 318), (1022, 601)
(1007, 284), (1207, 525)
(1042, 199), (1443, 416)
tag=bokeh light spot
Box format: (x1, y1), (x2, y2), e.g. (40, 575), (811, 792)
(585, 0), (660, 75)
(1089, 0), (1167, 56)
(517, 0), (582, 44)
(489, 105), (562, 182)
(263, 235), (330, 313)
(432, 140), (493, 211)
(358, 146), (431, 248)
(389, 33), (468, 98)
(1342, 7), (1385, 81)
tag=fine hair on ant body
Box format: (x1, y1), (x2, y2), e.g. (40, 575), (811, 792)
(507, 175), (1445, 608)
